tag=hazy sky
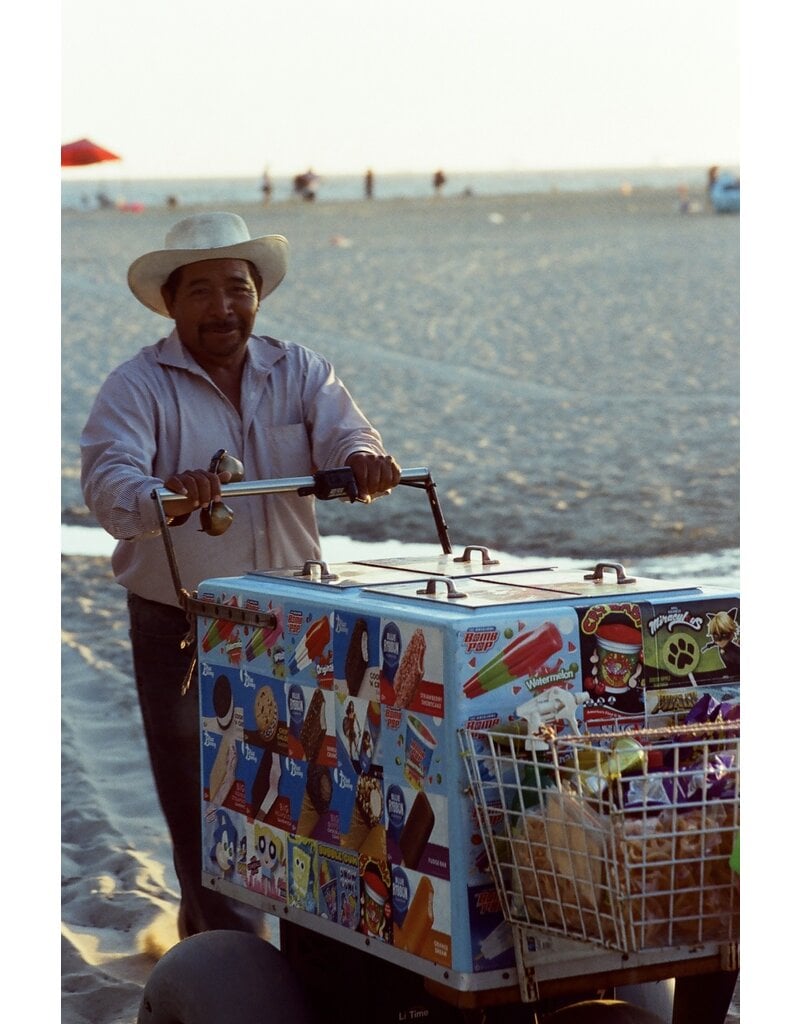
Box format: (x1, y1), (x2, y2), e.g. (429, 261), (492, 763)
(61, 0), (739, 180)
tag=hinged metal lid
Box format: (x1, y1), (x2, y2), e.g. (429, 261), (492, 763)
(362, 576), (583, 608)
(246, 561), (429, 589)
(354, 544), (555, 579)
(362, 560), (702, 608)
(484, 562), (701, 598)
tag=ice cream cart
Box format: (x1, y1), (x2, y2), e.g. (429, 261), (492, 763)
(153, 466), (740, 1023)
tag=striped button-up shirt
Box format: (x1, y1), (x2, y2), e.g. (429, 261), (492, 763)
(81, 330), (386, 606)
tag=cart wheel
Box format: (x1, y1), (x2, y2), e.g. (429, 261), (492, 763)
(136, 930), (316, 1024)
(538, 999), (664, 1023)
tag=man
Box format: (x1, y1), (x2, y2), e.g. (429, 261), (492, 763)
(81, 212), (401, 939)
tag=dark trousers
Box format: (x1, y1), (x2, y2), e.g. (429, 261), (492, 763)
(127, 592), (266, 938)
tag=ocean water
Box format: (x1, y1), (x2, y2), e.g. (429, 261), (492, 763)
(61, 165), (719, 211)
(62, 162), (739, 588)
(62, 525), (739, 591)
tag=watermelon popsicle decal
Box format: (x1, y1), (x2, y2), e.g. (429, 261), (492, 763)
(244, 610), (283, 661)
(200, 596), (240, 653)
(463, 621), (563, 698)
(202, 614), (237, 652)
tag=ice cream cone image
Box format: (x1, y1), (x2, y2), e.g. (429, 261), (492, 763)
(359, 825), (387, 860)
(296, 791), (320, 837)
(341, 812), (371, 851)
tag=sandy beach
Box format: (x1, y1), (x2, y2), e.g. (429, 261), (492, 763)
(63, 187), (739, 557)
(61, 188), (740, 1023)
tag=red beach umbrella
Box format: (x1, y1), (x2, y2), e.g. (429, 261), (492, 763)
(61, 138), (122, 167)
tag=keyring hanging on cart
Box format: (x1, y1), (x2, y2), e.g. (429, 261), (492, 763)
(199, 449), (245, 536)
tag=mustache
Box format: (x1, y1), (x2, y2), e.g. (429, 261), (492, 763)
(200, 319), (241, 332)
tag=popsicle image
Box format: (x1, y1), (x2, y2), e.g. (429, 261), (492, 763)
(244, 611), (283, 661)
(463, 621), (562, 698)
(201, 616), (238, 653)
(476, 920), (514, 962)
(288, 614), (331, 674)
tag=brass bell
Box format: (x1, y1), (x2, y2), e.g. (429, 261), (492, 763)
(199, 501), (235, 536)
(200, 450), (242, 534)
(209, 449), (244, 482)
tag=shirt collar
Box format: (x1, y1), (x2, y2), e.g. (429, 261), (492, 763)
(155, 329), (286, 376)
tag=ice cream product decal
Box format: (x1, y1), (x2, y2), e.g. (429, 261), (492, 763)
(380, 621), (401, 689)
(288, 613), (331, 675)
(463, 621), (563, 698)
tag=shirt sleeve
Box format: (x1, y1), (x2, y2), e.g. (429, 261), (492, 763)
(300, 349), (387, 470)
(80, 366), (166, 540)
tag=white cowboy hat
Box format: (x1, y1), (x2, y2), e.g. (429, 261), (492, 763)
(127, 211), (289, 317)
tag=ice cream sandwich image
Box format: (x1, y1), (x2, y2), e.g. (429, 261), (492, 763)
(208, 733), (237, 806)
(252, 750), (281, 822)
(213, 674), (234, 729)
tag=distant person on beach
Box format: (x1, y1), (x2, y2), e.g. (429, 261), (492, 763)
(364, 168), (374, 199)
(80, 211), (400, 941)
(432, 168), (446, 195)
(293, 168), (318, 200)
(260, 168), (273, 204)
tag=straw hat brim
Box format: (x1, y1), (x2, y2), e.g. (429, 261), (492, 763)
(127, 235), (289, 317)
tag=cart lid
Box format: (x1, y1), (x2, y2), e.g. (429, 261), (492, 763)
(246, 562), (429, 589)
(362, 568), (703, 609)
(353, 545), (554, 579)
(360, 576), (581, 608)
(483, 570), (703, 598)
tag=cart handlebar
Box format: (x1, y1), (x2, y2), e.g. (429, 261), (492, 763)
(154, 466), (436, 505)
(151, 465), (452, 612)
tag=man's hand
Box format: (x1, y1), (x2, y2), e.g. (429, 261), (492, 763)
(345, 452), (402, 503)
(163, 468), (233, 518)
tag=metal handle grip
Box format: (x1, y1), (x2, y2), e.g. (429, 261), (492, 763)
(154, 466), (435, 506)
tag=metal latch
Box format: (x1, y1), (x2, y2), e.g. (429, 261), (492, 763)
(293, 560), (339, 582)
(453, 544), (500, 566)
(416, 578), (468, 600)
(583, 561), (637, 585)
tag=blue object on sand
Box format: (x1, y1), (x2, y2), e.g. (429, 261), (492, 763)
(711, 172), (740, 213)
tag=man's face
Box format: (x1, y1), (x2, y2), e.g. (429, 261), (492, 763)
(163, 258), (260, 365)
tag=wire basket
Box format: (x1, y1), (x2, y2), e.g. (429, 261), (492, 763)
(458, 721), (739, 954)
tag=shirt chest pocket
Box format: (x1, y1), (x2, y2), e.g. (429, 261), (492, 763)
(250, 422), (313, 480)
